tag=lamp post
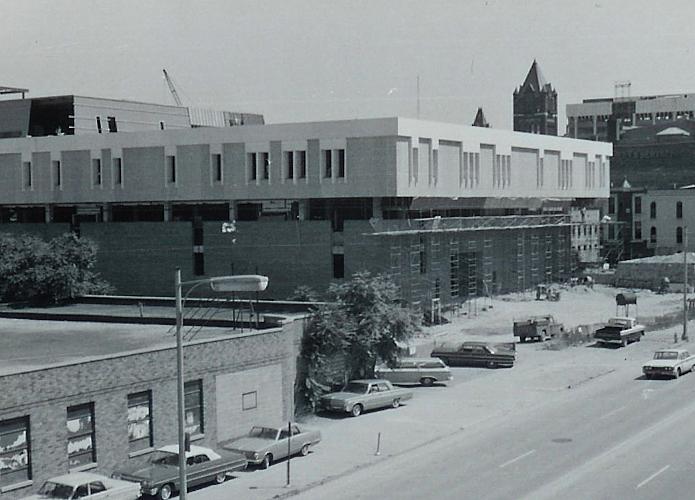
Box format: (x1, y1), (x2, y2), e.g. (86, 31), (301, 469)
(174, 269), (268, 500)
(683, 227), (689, 342)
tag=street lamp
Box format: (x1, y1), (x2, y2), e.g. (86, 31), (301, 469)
(174, 269), (268, 500)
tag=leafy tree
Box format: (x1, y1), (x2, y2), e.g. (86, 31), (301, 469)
(0, 232), (112, 304)
(300, 271), (420, 409)
(288, 285), (320, 302)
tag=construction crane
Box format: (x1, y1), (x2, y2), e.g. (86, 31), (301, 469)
(162, 69), (183, 106)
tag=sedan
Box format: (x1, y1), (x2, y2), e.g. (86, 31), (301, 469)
(643, 349), (695, 379)
(320, 379), (413, 417)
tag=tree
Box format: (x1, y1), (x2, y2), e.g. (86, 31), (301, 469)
(288, 285), (320, 302)
(301, 272), (420, 410)
(0, 232), (112, 304)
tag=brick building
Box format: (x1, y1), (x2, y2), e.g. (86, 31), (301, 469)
(513, 60), (558, 136)
(0, 306), (303, 498)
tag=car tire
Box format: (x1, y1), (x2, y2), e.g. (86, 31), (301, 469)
(351, 404), (363, 417)
(300, 444), (310, 457)
(261, 454), (273, 469)
(392, 398), (401, 408)
(158, 483), (174, 500)
(676, 368), (682, 378)
(420, 377), (435, 386)
(215, 472), (227, 484)
(487, 360), (497, 369)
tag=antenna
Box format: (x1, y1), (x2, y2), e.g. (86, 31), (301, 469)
(614, 81), (632, 100)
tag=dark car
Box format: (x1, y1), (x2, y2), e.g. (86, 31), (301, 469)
(112, 444), (246, 500)
(431, 341), (515, 368)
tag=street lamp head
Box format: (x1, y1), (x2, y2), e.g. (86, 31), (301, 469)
(209, 274), (269, 292)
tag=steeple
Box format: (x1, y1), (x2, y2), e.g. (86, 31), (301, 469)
(518, 60), (550, 94)
(513, 60), (558, 136)
(472, 107), (490, 128)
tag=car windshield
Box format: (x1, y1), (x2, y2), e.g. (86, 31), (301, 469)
(37, 481), (74, 499)
(343, 382), (369, 394)
(148, 450), (179, 465)
(654, 351), (678, 360)
(248, 427), (278, 439)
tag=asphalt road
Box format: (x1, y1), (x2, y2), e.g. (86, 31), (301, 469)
(293, 360), (695, 500)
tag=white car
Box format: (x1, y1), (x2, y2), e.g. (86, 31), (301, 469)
(24, 471), (140, 499)
(642, 349), (695, 379)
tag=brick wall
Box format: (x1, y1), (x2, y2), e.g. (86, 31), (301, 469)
(0, 320), (302, 499)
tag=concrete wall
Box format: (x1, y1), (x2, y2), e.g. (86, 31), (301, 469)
(0, 320), (302, 499)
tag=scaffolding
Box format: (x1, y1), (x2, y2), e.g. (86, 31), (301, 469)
(449, 240), (460, 299)
(483, 238), (493, 291)
(467, 239), (478, 317)
(516, 232), (526, 292)
(530, 235), (540, 285)
(544, 234), (553, 283)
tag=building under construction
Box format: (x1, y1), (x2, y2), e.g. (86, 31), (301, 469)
(0, 93), (611, 303)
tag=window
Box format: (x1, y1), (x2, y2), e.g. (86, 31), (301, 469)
(184, 380), (204, 435)
(337, 149), (345, 178)
(677, 201), (683, 219)
(333, 254), (344, 279)
(67, 403), (96, 468)
(96, 117), (102, 133)
(159, 121), (165, 130)
(242, 391), (257, 411)
(52, 160), (62, 188)
(127, 392), (152, 452)
(166, 156), (176, 184)
(113, 158), (123, 186)
(634, 196), (641, 214)
(0, 416), (31, 488)
(677, 226), (684, 244)
(23, 161), (32, 189)
(285, 151), (294, 180)
(634, 221), (642, 240)
(107, 116), (117, 133)
(650, 201), (657, 219)
(212, 154), (223, 183)
(297, 151), (306, 179)
(260, 152), (269, 180)
(650, 227), (657, 243)
(324, 150), (332, 178)
(609, 196), (615, 214)
(248, 152), (257, 180)
(92, 159), (102, 186)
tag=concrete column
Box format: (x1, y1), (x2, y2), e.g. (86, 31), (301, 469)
(228, 201), (236, 221)
(102, 204), (111, 222)
(297, 200), (309, 221)
(44, 205), (52, 223)
(372, 197), (383, 219)
(164, 202), (172, 222)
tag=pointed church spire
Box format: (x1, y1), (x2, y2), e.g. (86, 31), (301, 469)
(519, 60), (550, 94)
(472, 107), (490, 128)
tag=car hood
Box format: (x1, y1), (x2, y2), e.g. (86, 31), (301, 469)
(114, 464), (173, 482)
(321, 392), (361, 402)
(226, 437), (272, 452)
(644, 360), (678, 368)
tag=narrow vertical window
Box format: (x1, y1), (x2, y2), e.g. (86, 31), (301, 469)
(285, 151), (294, 180)
(297, 151), (306, 179)
(128, 392), (153, 452)
(324, 149), (332, 178)
(0, 416), (31, 488)
(166, 156), (176, 184)
(159, 121), (165, 130)
(677, 201), (683, 219)
(332, 254), (345, 279)
(92, 158), (102, 186)
(96, 117), (102, 133)
(67, 403), (96, 468)
(650, 226), (657, 243)
(677, 226), (683, 244)
(212, 154), (222, 183)
(260, 152), (269, 180)
(337, 149), (345, 178)
(113, 158), (123, 186)
(650, 201), (657, 219)
(23, 161), (32, 189)
(107, 116), (117, 132)
(184, 380), (204, 435)
(248, 152), (257, 181)
(52, 160), (62, 188)
(634, 196), (641, 214)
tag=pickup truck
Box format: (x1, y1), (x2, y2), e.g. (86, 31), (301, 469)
(594, 317), (645, 347)
(513, 315), (564, 342)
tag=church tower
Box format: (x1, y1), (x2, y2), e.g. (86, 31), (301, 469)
(513, 60), (557, 135)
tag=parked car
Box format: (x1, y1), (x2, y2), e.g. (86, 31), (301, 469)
(643, 349), (695, 379)
(431, 341), (515, 368)
(24, 471), (140, 499)
(222, 423), (321, 469)
(513, 315), (564, 342)
(111, 445), (246, 500)
(594, 317), (645, 347)
(375, 358), (452, 386)
(320, 379), (414, 417)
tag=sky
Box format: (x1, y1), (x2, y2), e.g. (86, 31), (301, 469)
(3, 0), (695, 132)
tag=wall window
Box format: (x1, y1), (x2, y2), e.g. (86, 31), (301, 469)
(166, 156), (176, 184)
(333, 254), (345, 279)
(650, 226), (657, 243)
(96, 117), (102, 134)
(650, 201), (657, 219)
(324, 150), (332, 178)
(677, 201), (683, 219)
(23, 161), (32, 189)
(184, 380), (204, 436)
(107, 116), (117, 133)
(634, 196), (641, 214)
(212, 154), (223, 183)
(0, 416), (31, 488)
(242, 391), (257, 411)
(92, 159), (102, 186)
(248, 152), (257, 181)
(159, 121), (165, 130)
(260, 152), (269, 180)
(127, 392), (153, 452)
(285, 151), (294, 180)
(634, 221), (642, 240)
(67, 403), (96, 468)
(52, 160), (62, 188)
(113, 158), (123, 186)
(337, 149), (345, 178)
(609, 196), (615, 214)
(297, 151), (306, 179)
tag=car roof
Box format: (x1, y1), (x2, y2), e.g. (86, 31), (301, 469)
(379, 358), (442, 364)
(656, 349), (688, 353)
(157, 444), (216, 457)
(348, 379), (390, 384)
(44, 471), (109, 486)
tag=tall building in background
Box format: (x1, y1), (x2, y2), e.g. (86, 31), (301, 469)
(513, 60), (558, 136)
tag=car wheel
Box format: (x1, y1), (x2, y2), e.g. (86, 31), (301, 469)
(487, 360), (497, 369)
(622, 338), (628, 347)
(300, 444), (310, 457)
(261, 453), (273, 469)
(541, 330), (547, 341)
(215, 472), (227, 484)
(392, 398), (401, 408)
(158, 483), (174, 500)
(420, 377), (434, 386)
(676, 368), (682, 378)
(350, 404), (363, 417)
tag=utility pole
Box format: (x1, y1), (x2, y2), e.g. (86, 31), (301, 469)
(683, 226), (689, 341)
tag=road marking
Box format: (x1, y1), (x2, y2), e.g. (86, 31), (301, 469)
(599, 405), (626, 420)
(499, 449), (536, 468)
(636, 465), (670, 489)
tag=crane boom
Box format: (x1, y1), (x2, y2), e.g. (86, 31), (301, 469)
(162, 68), (183, 106)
